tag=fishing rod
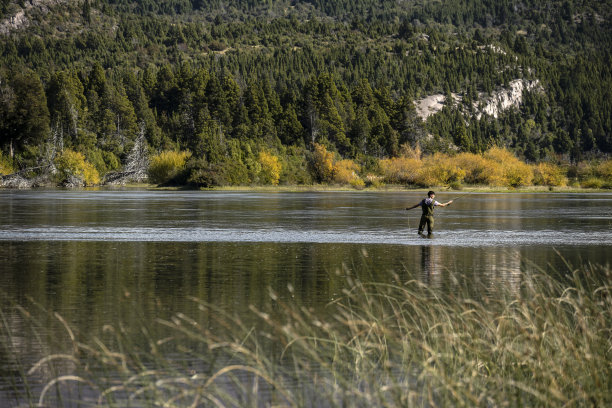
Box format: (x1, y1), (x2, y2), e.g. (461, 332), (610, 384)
(450, 192), (471, 201)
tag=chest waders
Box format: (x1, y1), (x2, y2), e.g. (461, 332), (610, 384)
(418, 201), (435, 234)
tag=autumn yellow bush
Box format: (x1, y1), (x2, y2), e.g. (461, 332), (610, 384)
(532, 162), (568, 186)
(421, 153), (466, 186)
(0, 153), (13, 176)
(364, 173), (383, 188)
(379, 156), (424, 184)
(333, 159), (364, 187)
(454, 152), (492, 184)
(148, 150), (191, 184)
(258, 151), (282, 185)
(398, 143), (422, 160)
(54, 149), (100, 186)
(311, 143), (336, 183)
(484, 147), (533, 187)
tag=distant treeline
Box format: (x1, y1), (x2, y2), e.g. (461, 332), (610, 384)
(14, 144), (609, 190)
(0, 0), (610, 182)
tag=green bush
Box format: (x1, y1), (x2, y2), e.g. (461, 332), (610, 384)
(581, 177), (604, 189)
(85, 149), (121, 176)
(280, 147), (313, 185)
(148, 150), (191, 184)
(596, 161), (612, 183)
(186, 162), (228, 187)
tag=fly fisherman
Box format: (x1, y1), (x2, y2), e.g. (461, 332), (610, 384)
(406, 191), (453, 235)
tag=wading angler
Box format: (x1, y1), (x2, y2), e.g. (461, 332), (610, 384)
(406, 191), (453, 235)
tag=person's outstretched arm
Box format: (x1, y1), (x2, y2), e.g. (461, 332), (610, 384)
(437, 200), (453, 207)
(406, 202), (421, 210)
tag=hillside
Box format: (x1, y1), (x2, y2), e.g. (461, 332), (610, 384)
(0, 0), (610, 185)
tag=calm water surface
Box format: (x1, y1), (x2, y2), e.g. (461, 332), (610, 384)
(1, 189), (611, 404)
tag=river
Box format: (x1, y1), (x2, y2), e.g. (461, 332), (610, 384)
(1, 189), (611, 405)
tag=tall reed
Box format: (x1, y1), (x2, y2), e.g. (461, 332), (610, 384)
(3, 261), (611, 407)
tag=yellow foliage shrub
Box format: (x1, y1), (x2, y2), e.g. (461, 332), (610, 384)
(333, 159), (362, 185)
(483, 147), (533, 187)
(379, 156), (423, 184)
(0, 153), (13, 176)
(504, 160), (534, 187)
(596, 160), (612, 182)
(421, 153), (466, 186)
(311, 143), (335, 183)
(364, 174), (383, 188)
(398, 143), (422, 160)
(454, 152), (492, 184)
(581, 177), (605, 189)
(148, 150), (191, 184)
(54, 149), (101, 186)
(532, 163), (567, 186)
(258, 151), (282, 185)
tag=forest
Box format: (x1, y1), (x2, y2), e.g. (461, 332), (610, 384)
(0, 0), (610, 187)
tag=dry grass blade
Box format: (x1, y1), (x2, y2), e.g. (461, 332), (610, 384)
(38, 375), (96, 406)
(204, 364), (295, 407)
(27, 354), (79, 376)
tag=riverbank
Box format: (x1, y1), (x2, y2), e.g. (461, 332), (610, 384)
(113, 183), (609, 194)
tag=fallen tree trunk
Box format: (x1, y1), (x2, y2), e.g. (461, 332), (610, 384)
(0, 164), (55, 188)
(103, 169), (148, 185)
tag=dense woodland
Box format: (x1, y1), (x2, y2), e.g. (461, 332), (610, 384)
(0, 0), (610, 186)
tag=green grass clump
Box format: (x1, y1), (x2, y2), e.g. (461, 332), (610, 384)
(2, 261), (611, 407)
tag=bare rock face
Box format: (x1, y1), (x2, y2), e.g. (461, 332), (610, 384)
(0, 9), (27, 34)
(415, 93), (462, 120)
(0, 0), (70, 34)
(476, 79), (541, 119)
(414, 79), (541, 121)
(415, 95), (447, 120)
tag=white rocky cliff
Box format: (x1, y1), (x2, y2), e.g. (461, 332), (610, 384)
(414, 79), (542, 121)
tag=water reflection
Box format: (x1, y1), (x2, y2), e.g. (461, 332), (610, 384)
(1, 190), (611, 404)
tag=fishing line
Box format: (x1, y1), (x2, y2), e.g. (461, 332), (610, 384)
(450, 192), (471, 201)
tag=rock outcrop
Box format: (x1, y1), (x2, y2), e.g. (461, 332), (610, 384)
(476, 79), (541, 119)
(414, 79), (542, 121)
(0, 0), (70, 34)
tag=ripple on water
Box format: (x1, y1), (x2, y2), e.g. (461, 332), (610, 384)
(0, 226), (609, 247)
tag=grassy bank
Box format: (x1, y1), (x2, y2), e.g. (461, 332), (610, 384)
(122, 183), (608, 194)
(2, 261), (611, 407)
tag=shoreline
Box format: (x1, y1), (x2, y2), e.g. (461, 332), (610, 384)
(38, 183), (611, 194)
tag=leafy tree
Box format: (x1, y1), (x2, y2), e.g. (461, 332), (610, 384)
(0, 69), (50, 160)
(54, 149), (100, 185)
(258, 151), (282, 185)
(310, 142), (335, 183)
(47, 70), (86, 149)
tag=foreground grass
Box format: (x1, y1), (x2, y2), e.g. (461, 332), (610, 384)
(2, 262), (611, 407)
